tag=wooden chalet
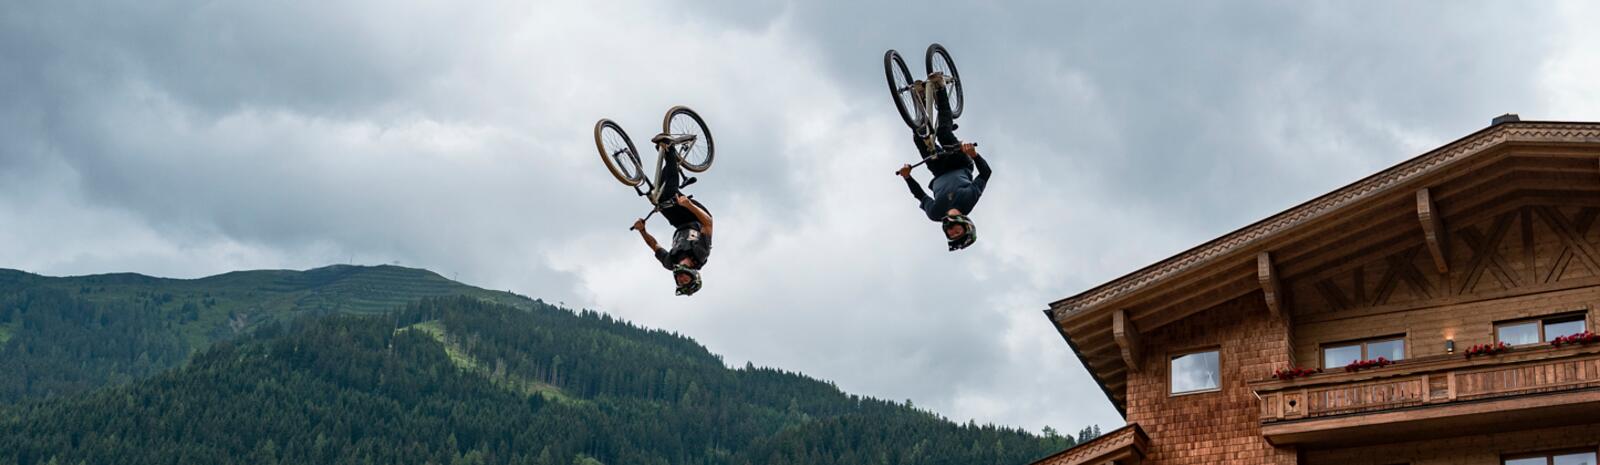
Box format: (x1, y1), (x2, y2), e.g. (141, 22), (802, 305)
(1039, 118), (1600, 465)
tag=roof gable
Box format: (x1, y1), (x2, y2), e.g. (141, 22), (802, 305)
(1048, 121), (1600, 415)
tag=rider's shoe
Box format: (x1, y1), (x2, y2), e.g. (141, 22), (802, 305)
(651, 133), (673, 146)
(927, 72), (946, 87)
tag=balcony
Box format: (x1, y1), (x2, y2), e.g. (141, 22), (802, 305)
(1252, 345), (1600, 446)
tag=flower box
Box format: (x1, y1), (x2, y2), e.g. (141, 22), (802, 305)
(1272, 366), (1320, 381)
(1463, 341), (1510, 359)
(1551, 331), (1600, 348)
(1343, 357), (1393, 373)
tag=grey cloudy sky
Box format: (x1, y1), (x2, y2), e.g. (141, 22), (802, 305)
(5, 1), (1600, 434)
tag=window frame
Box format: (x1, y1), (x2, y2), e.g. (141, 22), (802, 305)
(1319, 334), (1407, 370)
(1494, 311), (1590, 347)
(1502, 447), (1600, 465)
(1167, 347), (1222, 397)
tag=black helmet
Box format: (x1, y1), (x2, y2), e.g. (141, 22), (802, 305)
(672, 265), (702, 296)
(942, 214), (977, 251)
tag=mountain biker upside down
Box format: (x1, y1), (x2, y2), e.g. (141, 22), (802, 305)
(630, 144), (713, 296)
(896, 73), (991, 251)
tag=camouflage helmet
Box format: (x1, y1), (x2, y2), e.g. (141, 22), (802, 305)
(942, 214), (977, 251)
(672, 264), (703, 296)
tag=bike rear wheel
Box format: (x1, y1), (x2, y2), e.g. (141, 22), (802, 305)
(663, 106), (715, 173)
(594, 119), (644, 186)
(925, 43), (963, 119)
(883, 49), (921, 129)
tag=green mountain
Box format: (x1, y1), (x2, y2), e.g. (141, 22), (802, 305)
(0, 265), (529, 402)
(1, 293), (1077, 465)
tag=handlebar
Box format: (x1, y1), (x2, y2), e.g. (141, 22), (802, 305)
(896, 143), (979, 174)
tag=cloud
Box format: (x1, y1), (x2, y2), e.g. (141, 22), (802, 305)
(4, 0), (1600, 434)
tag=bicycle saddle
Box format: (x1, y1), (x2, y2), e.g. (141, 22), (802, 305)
(652, 133), (697, 146)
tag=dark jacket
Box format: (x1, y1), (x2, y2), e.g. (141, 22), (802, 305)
(904, 155), (991, 221)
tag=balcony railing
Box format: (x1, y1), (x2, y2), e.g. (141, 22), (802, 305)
(1252, 344), (1600, 443)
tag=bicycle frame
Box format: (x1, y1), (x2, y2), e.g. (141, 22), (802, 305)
(902, 74), (965, 170)
(627, 135), (700, 222)
(911, 74), (958, 157)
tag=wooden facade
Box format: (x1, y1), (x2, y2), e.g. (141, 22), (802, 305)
(1041, 120), (1600, 465)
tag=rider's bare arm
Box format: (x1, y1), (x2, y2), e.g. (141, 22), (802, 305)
(633, 219), (662, 252)
(677, 194), (714, 237)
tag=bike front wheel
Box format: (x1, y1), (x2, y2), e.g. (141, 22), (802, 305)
(925, 43), (963, 119)
(594, 119), (645, 186)
(883, 50), (921, 129)
(663, 106), (715, 173)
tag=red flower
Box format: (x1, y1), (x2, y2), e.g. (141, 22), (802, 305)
(1552, 331), (1598, 348)
(1343, 358), (1395, 373)
(1464, 341), (1511, 359)
(1272, 366), (1320, 380)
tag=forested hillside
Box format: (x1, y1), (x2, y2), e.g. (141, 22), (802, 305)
(0, 265), (528, 402)
(1, 296), (1079, 465)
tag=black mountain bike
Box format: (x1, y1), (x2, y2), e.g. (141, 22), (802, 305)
(884, 43), (964, 170)
(593, 106), (715, 223)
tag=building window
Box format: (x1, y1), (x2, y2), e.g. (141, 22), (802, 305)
(1496, 313), (1589, 346)
(1170, 350), (1219, 395)
(1504, 450), (1597, 465)
(1322, 336), (1406, 369)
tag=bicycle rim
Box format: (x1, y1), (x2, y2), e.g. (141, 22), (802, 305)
(884, 50), (921, 129)
(663, 106), (715, 173)
(925, 43), (963, 119)
(594, 119), (644, 186)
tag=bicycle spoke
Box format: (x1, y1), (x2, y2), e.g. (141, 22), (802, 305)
(605, 129), (639, 179)
(607, 135), (625, 156)
(672, 117), (706, 165)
